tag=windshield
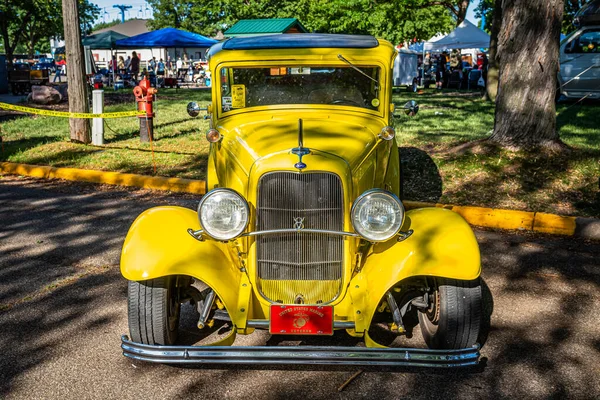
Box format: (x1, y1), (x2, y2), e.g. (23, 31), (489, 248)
(218, 65), (381, 113)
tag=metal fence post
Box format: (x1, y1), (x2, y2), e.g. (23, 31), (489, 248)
(92, 89), (104, 145)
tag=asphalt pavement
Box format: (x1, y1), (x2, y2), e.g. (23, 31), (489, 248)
(1, 175), (599, 399)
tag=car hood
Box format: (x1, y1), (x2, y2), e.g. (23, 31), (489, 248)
(217, 112), (384, 175)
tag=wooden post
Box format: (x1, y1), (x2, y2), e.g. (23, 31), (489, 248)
(62, 0), (91, 143)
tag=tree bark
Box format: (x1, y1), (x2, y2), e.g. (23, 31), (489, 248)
(490, 0), (565, 149)
(456, 0), (470, 25)
(485, 0), (503, 102)
(62, 0), (90, 143)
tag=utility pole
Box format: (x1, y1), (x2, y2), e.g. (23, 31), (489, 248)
(62, 0), (91, 143)
(113, 5), (132, 23)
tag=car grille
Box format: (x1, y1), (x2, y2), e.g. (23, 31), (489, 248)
(256, 172), (344, 304)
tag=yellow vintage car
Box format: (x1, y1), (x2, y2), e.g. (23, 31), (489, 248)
(121, 34), (482, 367)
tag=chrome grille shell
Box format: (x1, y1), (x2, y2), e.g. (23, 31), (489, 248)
(256, 172), (344, 304)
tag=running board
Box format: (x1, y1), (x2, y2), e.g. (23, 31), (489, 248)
(121, 335), (480, 368)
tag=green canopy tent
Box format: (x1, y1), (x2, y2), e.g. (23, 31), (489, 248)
(82, 30), (129, 49)
(82, 30), (130, 86)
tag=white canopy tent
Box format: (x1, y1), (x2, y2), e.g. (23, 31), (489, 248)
(424, 20), (490, 51)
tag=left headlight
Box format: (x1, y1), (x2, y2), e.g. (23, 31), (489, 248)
(198, 189), (249, 241)
(351, 190), (405, 242)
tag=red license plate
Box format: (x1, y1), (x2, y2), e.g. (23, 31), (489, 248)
(269, 305), (333, 335)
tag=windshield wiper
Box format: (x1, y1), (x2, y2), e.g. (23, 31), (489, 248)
(337, 54), (380, 90)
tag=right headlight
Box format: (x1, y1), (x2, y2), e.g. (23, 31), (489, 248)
(198, 188), (249, 241)
(351, 190), (405, 242)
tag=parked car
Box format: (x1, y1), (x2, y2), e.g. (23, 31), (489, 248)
(559, 2), (600, 99)
(32, 57), (56, 73)
(574, 0), (600, 27)
(120, 34), (483, 368)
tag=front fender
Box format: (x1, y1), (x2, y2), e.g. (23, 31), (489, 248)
(350, 207), (481, 333)
(120, 206), (250, 330)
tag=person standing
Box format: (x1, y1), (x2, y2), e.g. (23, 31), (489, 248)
(130, 51), (140, 81)
(117, 56), (125, 71)
(156, 58), (165, 86)
(166, 56), (173, 76)
(436, 53), (447, 90)
(176, 57), (183, 81)
(149, 56), (157, 74)
(53, 61), (62, 82)
(124, 55), (132, 71)
(481, 53), (489, 86)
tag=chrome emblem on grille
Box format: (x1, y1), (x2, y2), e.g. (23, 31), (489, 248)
(291, 119), (310, 170)
(293, 217), (305, 230)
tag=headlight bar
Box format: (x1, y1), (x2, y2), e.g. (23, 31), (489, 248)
(187, 227), (413, 242)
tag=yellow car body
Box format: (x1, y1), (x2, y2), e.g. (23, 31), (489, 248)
(121, 34), (481, 364)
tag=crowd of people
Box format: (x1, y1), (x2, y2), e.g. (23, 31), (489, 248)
(422, 49), (488, 89)
(106, 51), (208, 87)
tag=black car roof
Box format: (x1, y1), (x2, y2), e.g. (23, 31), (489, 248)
(208, 33), (379, 57)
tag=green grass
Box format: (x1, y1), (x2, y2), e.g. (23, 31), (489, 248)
(0, 88), (212, 179)
(0, 88), (598, 217)
(393, 89), (599, 217)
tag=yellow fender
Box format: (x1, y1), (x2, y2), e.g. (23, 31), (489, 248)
(350, 207), (481, 334)
(120, 206), (250, 330)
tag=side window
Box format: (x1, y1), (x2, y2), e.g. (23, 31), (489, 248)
(571, 30), (600, 54)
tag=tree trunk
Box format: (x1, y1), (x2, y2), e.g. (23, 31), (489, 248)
(62, 0), (90, 143)
(490, 0), (565, 149)
(28, 30), (35, 59)
(1, 22), (15, 68)
(486, 0), (503, 102)
(456, 0), (470, 25)
(0, 8), (32, 68)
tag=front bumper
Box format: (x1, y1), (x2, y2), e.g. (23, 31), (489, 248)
(121, 335), (480, 368)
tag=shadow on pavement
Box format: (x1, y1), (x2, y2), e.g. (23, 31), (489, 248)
(0, 177), (599, 399)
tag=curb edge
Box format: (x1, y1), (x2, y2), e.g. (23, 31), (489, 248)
(1, 161), (598, 240)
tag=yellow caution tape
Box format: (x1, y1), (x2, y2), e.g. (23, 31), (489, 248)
(0, 102), (145, 118)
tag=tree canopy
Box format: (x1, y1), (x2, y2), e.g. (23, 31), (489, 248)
(0, 0), (99, 60)
(477, 0), (590, 33)
(146, 0), (474, 45)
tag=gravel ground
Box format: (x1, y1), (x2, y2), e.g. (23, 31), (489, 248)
(1, 175), (599, 399)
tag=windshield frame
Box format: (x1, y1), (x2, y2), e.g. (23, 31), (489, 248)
(213, 60), (388, 120)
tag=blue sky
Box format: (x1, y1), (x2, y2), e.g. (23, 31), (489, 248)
(93, 0), (152, 22)
(92, 0), (482, 27)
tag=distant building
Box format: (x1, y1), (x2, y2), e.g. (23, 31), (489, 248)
(224, 18), (308, 37)
(89, 20), (152, 67)
(94, 19), (150, 37)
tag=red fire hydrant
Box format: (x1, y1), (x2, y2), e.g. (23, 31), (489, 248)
(133, 77), (157, 142)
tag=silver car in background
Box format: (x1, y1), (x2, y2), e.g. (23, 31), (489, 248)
(559, 2), (600, 100)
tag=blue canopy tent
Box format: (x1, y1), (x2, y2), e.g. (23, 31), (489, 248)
(115, 27), (218, 49)
(115, 28), (218, 85)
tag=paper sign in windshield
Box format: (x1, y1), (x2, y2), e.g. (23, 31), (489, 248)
(232, 85), (246, 108)
(290, 67), (310, 75)
(222, 96), (232, 111)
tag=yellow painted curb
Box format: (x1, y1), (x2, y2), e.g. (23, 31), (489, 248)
(533, 212), (577, 236)
(404, 201), (535, 231)
(1, 162), (206, 195)
(2, 161), (595, 238)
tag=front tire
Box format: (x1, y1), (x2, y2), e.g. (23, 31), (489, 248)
(418, 278), (482, 349)
(128, 277), (180, 345)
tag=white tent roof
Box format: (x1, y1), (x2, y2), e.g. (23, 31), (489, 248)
(424, 20), (490, 51)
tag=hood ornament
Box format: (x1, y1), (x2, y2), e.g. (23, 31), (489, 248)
(291, 119), (310, 170)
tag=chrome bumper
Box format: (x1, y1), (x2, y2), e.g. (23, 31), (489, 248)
(121, 335), (480, 368)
